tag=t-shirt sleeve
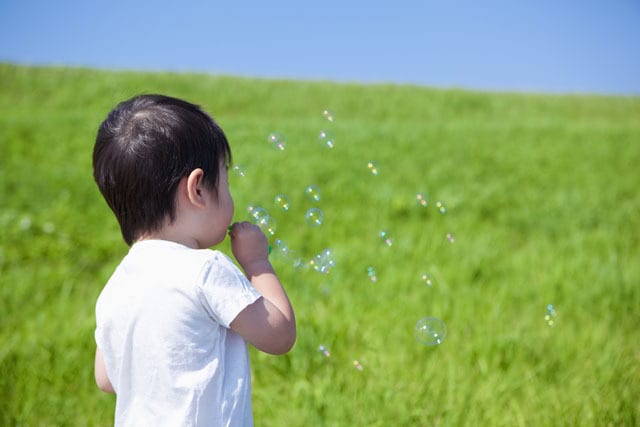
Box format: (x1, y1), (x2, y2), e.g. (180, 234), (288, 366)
(197, 252), (262, 328)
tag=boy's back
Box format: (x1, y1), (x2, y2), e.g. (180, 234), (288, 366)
(96, 240), (261, 426)
(92, 94), (295, 425)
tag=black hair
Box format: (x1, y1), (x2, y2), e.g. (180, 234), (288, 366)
(93, 94), (232, 246)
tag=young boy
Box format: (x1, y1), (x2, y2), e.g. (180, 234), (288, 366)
(92, 94), (296, 426)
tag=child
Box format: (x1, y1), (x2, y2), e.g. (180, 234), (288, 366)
(92, 94), (296, 426)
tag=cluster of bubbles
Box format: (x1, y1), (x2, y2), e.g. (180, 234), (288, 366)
(248, 107), (560, 365)
(236, 113), (339, 274)
(241, 107), (559, 368)
(247, 206), (276, 237)
(310, 249), (336, 274)
(265, 109), (452, 351)
(250, 109), (565, 361)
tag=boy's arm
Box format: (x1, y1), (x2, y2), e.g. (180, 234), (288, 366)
(228, 222), (296, 355)
(94, 348), (115, 393)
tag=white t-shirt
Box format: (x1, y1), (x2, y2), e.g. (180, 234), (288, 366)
(95, 239), (262, 427)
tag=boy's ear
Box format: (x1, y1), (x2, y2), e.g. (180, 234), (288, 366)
(185, 168), (206, 208)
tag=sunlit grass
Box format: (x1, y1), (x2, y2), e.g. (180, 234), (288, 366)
(1, 63), (639, 426)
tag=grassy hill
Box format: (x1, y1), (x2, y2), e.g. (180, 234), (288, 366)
(1, 63), (639, 426)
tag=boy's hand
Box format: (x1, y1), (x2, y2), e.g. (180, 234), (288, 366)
(228, 221), (270, 273)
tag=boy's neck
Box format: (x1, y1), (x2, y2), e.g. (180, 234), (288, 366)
(137, 229), (203, 250)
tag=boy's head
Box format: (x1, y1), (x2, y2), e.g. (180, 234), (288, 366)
(93, 94), (232, 246)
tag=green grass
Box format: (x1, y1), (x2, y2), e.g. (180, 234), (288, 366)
(1, 63), (639, 426)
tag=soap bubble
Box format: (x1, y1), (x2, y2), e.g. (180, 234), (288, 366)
(257, 215), (276, 236)
(414, 317), (446, 346)
(305, 185), (321, 202)
(367, 161), (379, 176)
(318, 345), (331, 358)
(273, 194), (290, 211)
(273, 239), (303, 269)
(420, 273), (433, 287)
(305, 208), (324, 227)
(310, 248), (335, 274)
(322, 109), (335, 122)
(318, 130), (335, 148)
(416, 192), (428, 207)
(271, 239), (290, 258)
(247, 205), (268, 221)
(232, 164), (247, 177)
(436, 201), (447, 214)
(379, 230), (393, 247)
(267, 132), (286, 151)
(367, 266), (378, 282)
(544, 304), (557, 327)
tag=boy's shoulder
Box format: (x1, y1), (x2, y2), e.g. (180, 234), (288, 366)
(123, 240), (235, 274)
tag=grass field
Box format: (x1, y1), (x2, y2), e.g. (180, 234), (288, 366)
(1, 63), (639, 426)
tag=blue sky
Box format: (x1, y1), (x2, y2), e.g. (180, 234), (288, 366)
(1, 0), (638, 95)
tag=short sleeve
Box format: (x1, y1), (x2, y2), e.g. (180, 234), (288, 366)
(197, 252), (262, 328)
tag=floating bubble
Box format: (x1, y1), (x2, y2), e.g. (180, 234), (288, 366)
(247, 205), (268, 221)
(232, 164), (247, 178)
(544, 304), (557, 327)
(271, 239), (290, 258)
(446, 232), (455, 243)
(352, 359), (364, 371)
(379, 230), (393, 247)
(305, 208), (324, 227)
(415, 317), (446, 346)
(273, 240), (303, 269)
(267, 132), (286, 151)
(436, 200), (447, 214)
(420, 273), (433, 286)
(367, 266), (378, 282)
(292, 255), (305, 269)
(318, 130), (335, 148)
(318, 345), (331, 358)
(304, 185), (321, 202)
(273, 194), (291, 211)
(310, 248), (335, 274)
(322, 108), (335, 122)
(257, 215), (277, 236)
(367, 161), (379, 176)
(416, 192), (428, 207)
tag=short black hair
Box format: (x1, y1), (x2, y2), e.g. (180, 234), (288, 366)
(93, 94), (232, 246)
